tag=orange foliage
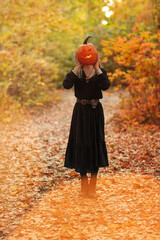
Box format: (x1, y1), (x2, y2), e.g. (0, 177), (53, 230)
(102, 25), (160, 124)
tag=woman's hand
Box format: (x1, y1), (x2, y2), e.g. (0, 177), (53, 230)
(75, 53), (82, 68)
(94, 53), (101, 71)
(73, 53), (82, 75)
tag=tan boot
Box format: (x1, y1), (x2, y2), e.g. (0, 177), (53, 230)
(79, 175), (89, 197)
(88, 174), (98, 198)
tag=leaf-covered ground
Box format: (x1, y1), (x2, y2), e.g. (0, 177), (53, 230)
(0, 88), (160, 239)
(7, 173), (160, 240)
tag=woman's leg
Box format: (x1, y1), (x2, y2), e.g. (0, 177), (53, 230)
(88, 167), (99, 197)
(79, 172), (88, 197)
(91, 167), (99, 176)
(80, 172), (87, 177)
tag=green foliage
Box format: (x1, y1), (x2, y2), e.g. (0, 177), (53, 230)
(101, 0), (159, 37)
(0, 0), (79, 115)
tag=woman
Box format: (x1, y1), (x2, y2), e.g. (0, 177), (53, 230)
(63, 47), (110, 198)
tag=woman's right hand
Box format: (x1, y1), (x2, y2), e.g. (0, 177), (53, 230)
(73, 53), (82, 75)
(75, 53), (82, 67)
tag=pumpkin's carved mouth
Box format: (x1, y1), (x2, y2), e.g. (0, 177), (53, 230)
(81, 54), (92, 59)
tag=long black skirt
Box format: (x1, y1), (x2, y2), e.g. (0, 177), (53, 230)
(64, 101), (109, 174)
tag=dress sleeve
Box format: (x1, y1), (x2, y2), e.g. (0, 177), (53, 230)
(63, 70), (78, 89)
(97, 68), (110, 90)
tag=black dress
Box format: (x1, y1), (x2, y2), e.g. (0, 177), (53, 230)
(63, 68), (110, 174)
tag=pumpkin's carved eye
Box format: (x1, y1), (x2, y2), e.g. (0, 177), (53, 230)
(82, 49), (86, 52)
(88, 48), (92, 51)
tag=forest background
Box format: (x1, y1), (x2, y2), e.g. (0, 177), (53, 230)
(0, 0), (159, 125)
(0, 1), (160, 238)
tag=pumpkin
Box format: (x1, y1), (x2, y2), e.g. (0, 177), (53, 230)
(76, 36), (98, 65)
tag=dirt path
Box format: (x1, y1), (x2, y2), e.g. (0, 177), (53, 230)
(0, 88), (160, 239)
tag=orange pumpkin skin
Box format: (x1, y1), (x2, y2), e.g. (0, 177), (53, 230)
(76, 36), (98, 65)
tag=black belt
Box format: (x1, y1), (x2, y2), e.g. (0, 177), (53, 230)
(77, 98), (99, 109)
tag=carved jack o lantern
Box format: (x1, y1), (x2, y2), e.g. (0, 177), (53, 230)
(76, 36), (98, 65)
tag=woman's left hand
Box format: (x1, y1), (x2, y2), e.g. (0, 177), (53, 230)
(94, 53), (100, 71)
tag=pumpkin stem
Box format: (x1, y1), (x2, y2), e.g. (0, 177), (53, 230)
(83, 36), (92, 44)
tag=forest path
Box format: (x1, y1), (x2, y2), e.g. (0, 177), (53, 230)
(7, 172), (160, 240)
(1, 89), (159, 239)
